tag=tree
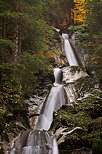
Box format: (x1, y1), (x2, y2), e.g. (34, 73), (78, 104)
(85, 0), (102, 34)
(59, 0), (74, 25)
(85, 0), (102, 87)
(72, 0), (86, 24)
(0, 1), (54, 148)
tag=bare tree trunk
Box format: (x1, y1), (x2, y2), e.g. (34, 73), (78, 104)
(71, 11), (74, 24)
(13, 25), (19, 64)
(18, 34), (21, 56)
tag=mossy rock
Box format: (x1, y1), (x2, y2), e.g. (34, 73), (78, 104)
(53, 91), (102, 152)
(75, 76), (98, 96)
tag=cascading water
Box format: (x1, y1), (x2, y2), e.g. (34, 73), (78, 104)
(8, 28), (86, 154)
(36, 68), (68, 130)
(8, 130), (59, 154)
(62, 33), (79, 66)
(8, 68), (66, 154)
(22, 130), (58, 154)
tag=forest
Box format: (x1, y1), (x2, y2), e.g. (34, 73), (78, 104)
(0, 0), (102, 153)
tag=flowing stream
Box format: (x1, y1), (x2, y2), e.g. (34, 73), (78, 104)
(8, 32), (85, 154)
(62, 33), (79, 66)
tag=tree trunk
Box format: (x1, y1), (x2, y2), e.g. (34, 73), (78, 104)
(13, 25), (19, 63)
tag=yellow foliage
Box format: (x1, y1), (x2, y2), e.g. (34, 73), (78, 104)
(91, 56), (101, 65)
(73, 0), (86, 24)
(91, 56), (100, 60)
(92, 35), (99, 39)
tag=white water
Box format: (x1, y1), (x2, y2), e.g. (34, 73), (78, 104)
(36, 84), (67, 130)
(9, 130), (59, 154)
(36, 68), (67, 130)
(9, 148), (15, 154)
(62, 33), (79, 66)
(22, 130), (52, 154)
(52, 138), (59, 154)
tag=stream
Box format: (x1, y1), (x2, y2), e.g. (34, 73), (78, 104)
(8, 31), (88, 154)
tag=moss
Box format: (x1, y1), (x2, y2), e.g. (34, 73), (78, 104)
(70, 66), (86, 72)
(0, 92), (30, 142)
(53, 90), (102, 152)
(92, 138), (102, 153)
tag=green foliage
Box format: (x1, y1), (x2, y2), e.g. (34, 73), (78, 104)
(0, 39), (17, 62)
(92, 138), (102, 153)
(81, 0), (102, 87)
(0, 39), (16, 49)
(0, 1), (55, 149)
(85, 0), (102, 34)
(0, 77), (29, 141)
(69, 25), (90, 42)
(70, 20), (102, 88)
(0, 50), (52, 143)
(75, 76), (98, 97)
(69, 25), (85, 32)
(18, 52), (52, 95)
(54, 91), (102, 152)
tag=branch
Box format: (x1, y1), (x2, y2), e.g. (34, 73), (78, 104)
(54, 127), (82, 145)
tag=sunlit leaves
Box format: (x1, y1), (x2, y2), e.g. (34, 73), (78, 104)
(73, 0), (86, 24)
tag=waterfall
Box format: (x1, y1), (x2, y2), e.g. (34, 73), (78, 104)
(62, 33), (79, 66)
(8, 28), (86, 154)
(9, 68), (67, 154)
(36, 68), (67, 130)
(36, 84), (67, 130)
(9, 130), (59, 154)
(22, 130), (53, 154)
